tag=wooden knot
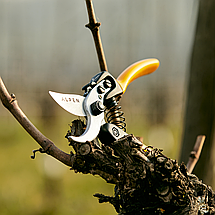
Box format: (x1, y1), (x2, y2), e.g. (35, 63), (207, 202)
(85, 22), (101, 31)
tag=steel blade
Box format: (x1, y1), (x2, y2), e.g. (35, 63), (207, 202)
(67, 79), (109, 142)
(49, 91), (86, 116)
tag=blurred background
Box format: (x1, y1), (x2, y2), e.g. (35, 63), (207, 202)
(0, 0), (211, 214)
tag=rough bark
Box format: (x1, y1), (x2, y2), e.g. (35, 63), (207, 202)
(1, 76), (215, 214)
(1, 1), (215, 213)
(66, 120), (215, 215)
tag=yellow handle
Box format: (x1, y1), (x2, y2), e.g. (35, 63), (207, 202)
(117, 58), (160, 94)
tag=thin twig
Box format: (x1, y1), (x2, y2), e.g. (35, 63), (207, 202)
(0, 77), (73, 167)
(85, 0), (108, 72)
(186, 135), (206, 174)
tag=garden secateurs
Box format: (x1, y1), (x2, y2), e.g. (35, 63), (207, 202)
(49, 58), (159, 145)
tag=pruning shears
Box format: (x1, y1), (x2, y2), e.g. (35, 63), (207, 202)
(49, 58), (159, 144)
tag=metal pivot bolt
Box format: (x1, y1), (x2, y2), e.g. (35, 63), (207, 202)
(90, 100), (105, 115)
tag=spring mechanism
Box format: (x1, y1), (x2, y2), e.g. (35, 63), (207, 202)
(105, 98), (126, 131)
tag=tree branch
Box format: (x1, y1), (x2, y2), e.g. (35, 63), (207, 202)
(1, 74), (213, 214)
(85, 0), (108, 72)
(66, 121), (215, 215)
(0, 77), (73, 167)
(186, 135), (206, 174)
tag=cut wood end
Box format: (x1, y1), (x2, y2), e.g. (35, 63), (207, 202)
(186, 135), (206, 174)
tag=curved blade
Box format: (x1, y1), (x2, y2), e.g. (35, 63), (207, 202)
(49, 91), (86, 116)
(69, 115), (105, 143)
(68, 79), (110, 143)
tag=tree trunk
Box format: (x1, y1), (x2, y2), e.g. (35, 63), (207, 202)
(179, 0), (215, 186)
